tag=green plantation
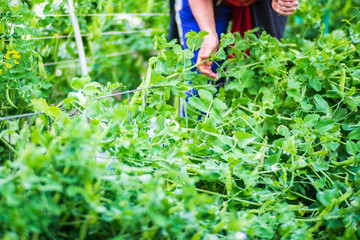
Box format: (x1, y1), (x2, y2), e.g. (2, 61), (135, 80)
(1, 0), (360, 239)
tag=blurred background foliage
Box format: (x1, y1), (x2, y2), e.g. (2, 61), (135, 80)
(284, 0), (359, 38)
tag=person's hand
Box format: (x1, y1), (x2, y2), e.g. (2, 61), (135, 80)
(272, 0), (299, 16)
(196, 32), (219, 80)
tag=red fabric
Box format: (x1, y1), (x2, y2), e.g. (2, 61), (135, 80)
(230, 5), (252, 37)
(229, 5), (252, 57)
(223, 0), (257, 7)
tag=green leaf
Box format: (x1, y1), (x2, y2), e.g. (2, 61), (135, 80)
(277, 125), (289, 137)
(294, 56), (310, 68)
(234, 132), (255, 148)
(31, 98), (49, 114)
(282, 136), (297, 154)
(182, 71), (197, 81)
(226, 80), (241, 92)
(240, 69), (254, 88)
(212, 99), (227, 111)
(345, 98), (359, 111)
(348, 128), (360, 140)
(198, 30), (209, 38)
(183, 49), (194, 59)
(217, 135), (234, 147)
(70, 74), (91, 90)
(346, 140), (358, 155)
(314, 94), (331, 115)
(77, 91), (87, 105)
(315, 119), (334, 133)
(83, 85), (100, 95)
(155, 115), (166, 132)
(198, 89), (213, 102)
(317, 189), (338, 207)
(202, 130), (233, 147)
(287, 89), (302, 102)
(48, 106), (62, 120)
(309, 77), (322, 92)
(288, 79), (301, 89)
(188, 97), (208, 112)
(173, 44), (182, 54)
(303, 114), (320, 128)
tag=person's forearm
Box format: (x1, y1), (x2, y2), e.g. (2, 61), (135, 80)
(188, 0), (217, 35)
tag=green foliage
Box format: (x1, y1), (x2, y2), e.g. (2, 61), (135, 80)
(1, 5), (360, 240)
(284, 0), (360, 38)
(0, 0), (50, 115)
(0, 0), (167, 115)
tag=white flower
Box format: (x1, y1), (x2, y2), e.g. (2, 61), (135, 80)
(55, 69), (62, 76)
(235, 232), (248, 240)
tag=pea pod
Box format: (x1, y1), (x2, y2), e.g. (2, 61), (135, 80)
(0, 20), (5, 33)
(38, 56), (46, 77)
(146, 0), (154, 13)
(339, 67), (346, 92)
(6, 87), (17, 109)
(79, 217), (89, 240)
(211, 220), (225, 234)
(9, 38), (14, 50)
(0, 37), (5, 51)
(226, 169), (232, 195)
(191, 232), (203, 240)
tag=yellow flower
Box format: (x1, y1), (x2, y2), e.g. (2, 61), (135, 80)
(13, 54), (21, 59)
(4, 55), (10, 60)
(0, 69), (3, 75)
(14, 60), (19, 64)
(6, 63), (12, 69)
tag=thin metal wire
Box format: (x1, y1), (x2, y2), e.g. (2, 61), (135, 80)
(44, 13), (167, 17)
(91, 88), (147, 100)
(14, 29), (160, 41)
(43, 59), (79, 66)
(0, 87), (155, 122)
(0, 112), (43, 121)
(43, 51), (134, 67)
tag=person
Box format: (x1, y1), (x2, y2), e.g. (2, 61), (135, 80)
(174, 0), (299, 79)
(169, 0), (180, 43)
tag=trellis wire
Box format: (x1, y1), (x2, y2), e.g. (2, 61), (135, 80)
(0, 88), (144, 122)
(0, 112), (44, 121)
(5, 29), (160, 42)
(27, 29), (159, 41)
(43, 51), (134, 67)
(91, 88), (148, 100)
(44, 13), (166, 17)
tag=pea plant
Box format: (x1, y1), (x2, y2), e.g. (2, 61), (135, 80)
(0, 0), (167, 116)
(1, 16), (359, 239)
